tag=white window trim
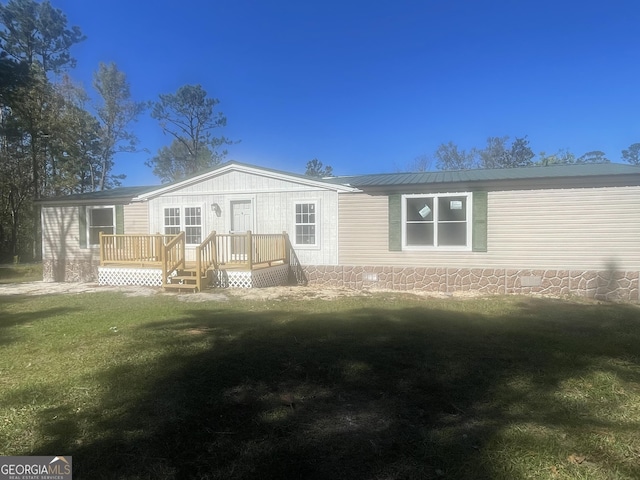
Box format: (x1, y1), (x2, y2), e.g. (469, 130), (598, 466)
(87, 205), (115, 247)
(401, 192), (472, 251)
(292, 199), (320, 249)
(162, 205), (204, 246)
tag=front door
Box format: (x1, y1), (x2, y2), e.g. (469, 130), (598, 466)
(231, 200), (253, 233)
(230, 200), (252, 260)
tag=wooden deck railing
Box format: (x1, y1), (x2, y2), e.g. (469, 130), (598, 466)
(100, 231), (288, 270)
(195, 230), (218, 291)
(212, 231), (287, 269)
(99, 233), (177, 266)
(161, 232), (186, 287)
(101, 231), (292, 289)
(284, 232), (308, 285)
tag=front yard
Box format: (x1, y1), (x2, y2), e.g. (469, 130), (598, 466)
(1, 288), (639, 479)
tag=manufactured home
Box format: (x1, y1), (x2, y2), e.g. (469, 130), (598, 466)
(39, 161), (640, 301)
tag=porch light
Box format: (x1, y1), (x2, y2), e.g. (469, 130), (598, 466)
(211, 203), (222, 217)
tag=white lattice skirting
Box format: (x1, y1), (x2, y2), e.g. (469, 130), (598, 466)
(98, 267), (163, 287)
(216, 265), (290, 288)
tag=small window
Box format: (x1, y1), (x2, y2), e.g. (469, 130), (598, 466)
(88, 207), (114, 245)
(294, 202), (317, 246)
(403, 193), (471, 249)
(163, 206), (202, 244)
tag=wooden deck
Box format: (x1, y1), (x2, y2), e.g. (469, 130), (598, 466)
(98, 231), (303, 291)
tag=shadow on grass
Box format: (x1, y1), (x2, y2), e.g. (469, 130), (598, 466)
(25, 297), (640, 479)
(0, 296), (80, 346)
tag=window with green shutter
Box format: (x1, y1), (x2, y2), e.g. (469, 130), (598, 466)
(388, 194), (402, 251)
(79, 206), (87, 248)
(115, 205), (124, 234)
(388, 191), (488, 252)
(472, 191), (488, 252)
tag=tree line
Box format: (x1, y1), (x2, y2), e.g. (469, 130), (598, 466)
(410, 136), (640, 172)
(0, 0), (231, 262)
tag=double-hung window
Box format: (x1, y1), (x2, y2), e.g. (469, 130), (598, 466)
(87, 206), (115, 246)
(164, 208), (181, 235)
(163, 206), (202, 244)
(294, 201), (318, 246)
(184, 207), (202, 244)
(403, 193), (471, 249)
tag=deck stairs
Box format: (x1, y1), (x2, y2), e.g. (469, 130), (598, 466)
(164, 266), (208, 292)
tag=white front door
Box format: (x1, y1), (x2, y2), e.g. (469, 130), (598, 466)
(230, 200), (253, 233)
(230, 200), (252, 260)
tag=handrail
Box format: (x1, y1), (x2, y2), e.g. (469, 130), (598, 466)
(284, 232), (307, 285)
(162, 231), (186, 287)
(195, 230), (218, 291)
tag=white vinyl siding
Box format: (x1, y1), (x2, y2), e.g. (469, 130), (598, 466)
(41, 206), (85, 260)
(146, 170), (341, 265)
(338, 186), (640, 270)
(123, 202), (149, 233)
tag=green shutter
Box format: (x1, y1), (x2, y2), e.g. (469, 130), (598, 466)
(472, 191), (488, 252)
(388, 194), (402, 251)
(79, 206), (87, 248)
(115, 205), (124, 234)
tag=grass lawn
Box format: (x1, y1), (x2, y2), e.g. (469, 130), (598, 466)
(1, 289), (639, 479)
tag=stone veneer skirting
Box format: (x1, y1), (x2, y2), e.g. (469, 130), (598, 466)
(303, 266), (640, 302)
(43, 260), (640, 302)
(43, 259), (99, 283)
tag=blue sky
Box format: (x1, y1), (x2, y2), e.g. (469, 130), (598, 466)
(53, 0), (640, 186)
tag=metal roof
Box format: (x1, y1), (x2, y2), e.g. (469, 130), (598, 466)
(37, 163), (640, 204)
(37, 186), (158, 205)
(325, 163), (640, 188)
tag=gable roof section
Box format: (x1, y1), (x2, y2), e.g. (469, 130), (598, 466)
(327, 163), (640, 190)
(135, 161), (358, 199)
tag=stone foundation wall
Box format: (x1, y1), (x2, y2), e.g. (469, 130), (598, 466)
(303, 266), (640, 302)
(42, 259), (99, 283)
(42, 259), (640, 302)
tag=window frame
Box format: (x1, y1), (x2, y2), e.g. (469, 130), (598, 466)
(292, 200), (320, 249)
(401, 192), (473, 251)
(162, 205), (203, 245)
(86, 205), (115, 247)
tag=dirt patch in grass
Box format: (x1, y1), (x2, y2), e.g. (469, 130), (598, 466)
(0, 281), (487, 302)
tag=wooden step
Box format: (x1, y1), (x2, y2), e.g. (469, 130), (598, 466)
(169, 275), (199, 282)
(164, 283), (197, 290)
(163, 273), (209, 292)
(179, 269), (199, 275)
(163, 283), (198, 291)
